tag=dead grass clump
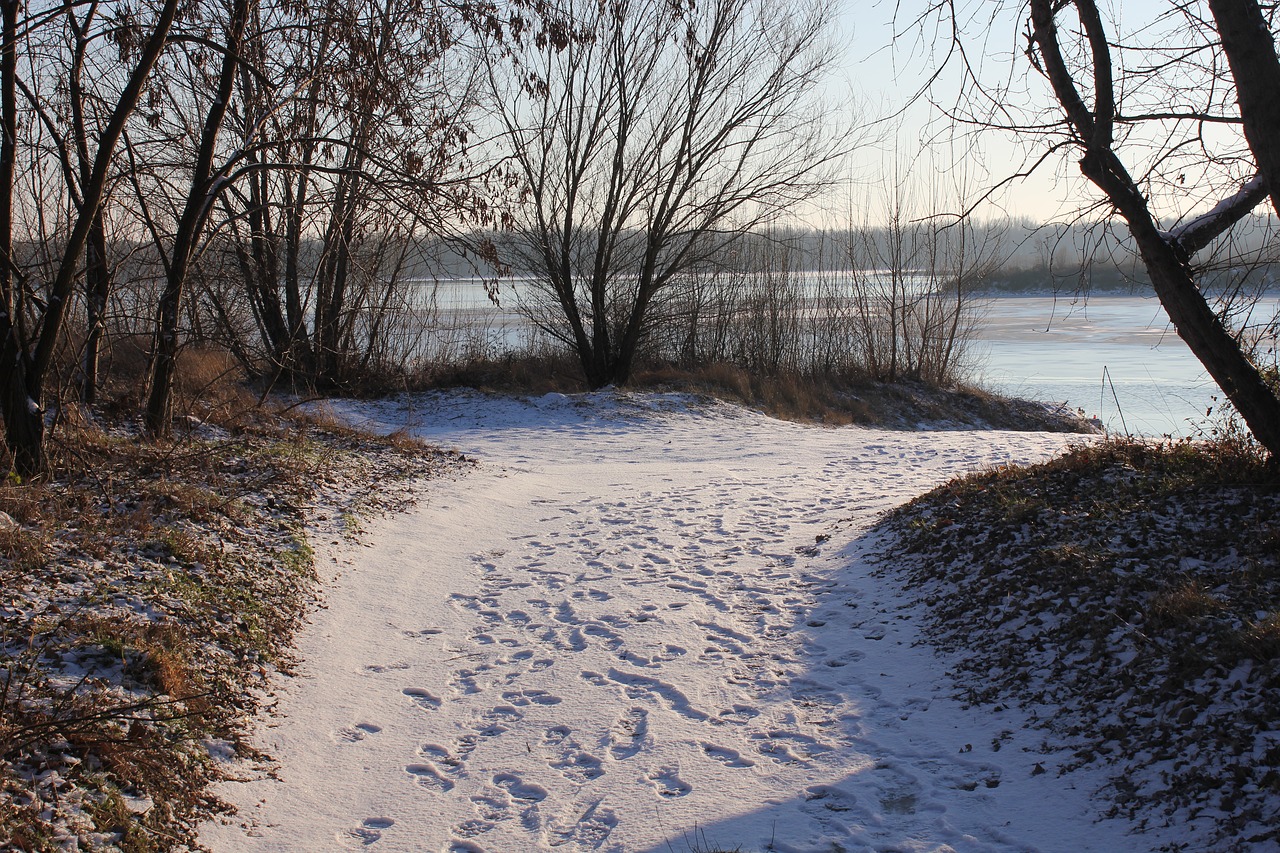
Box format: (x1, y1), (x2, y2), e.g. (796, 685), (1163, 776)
(68, 615), (204, 703)
(411, 350), (587, 396)
(750, 372), (859, 425)
(1148, 581), (1223, 630)
(86, 335), (261, 433)
(630, 364), (870, 425)
(144, 481), (241, 526)
(0, 479), (46, 526)
(1234, 612), (1280, 660)
(634, 362), (754, 403)
(1049, 435), (1274, 491)
(171, 344), (262, 431)
(0, 526), (47, 572)
(631, 365), (1091, 430)
(92, 334), (153, 415)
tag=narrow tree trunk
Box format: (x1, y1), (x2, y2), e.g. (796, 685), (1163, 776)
(0, 352), (43, 478)
(144, 0), (248, 436)
(80, 214), (109, 405)
(0, 0), (42, 476)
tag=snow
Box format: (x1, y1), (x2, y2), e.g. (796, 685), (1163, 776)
(1159, 173), (1267, 245)
(199, 390), (1155, 852)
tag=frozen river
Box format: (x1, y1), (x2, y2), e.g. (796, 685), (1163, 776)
(975, 294), (1280, 437)
(421, 278), (1280, 438)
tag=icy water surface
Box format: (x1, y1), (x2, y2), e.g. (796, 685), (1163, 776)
(423, 279), (1280, 438)
(975, 295), (1280, 437)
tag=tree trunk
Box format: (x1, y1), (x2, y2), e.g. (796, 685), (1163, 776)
(0, 0), (40, 475)
(1207, 0), (1280, 219)
(144, 0), (248, 436)
(0, 355), (44, 478)
(80, 214), (109, 405)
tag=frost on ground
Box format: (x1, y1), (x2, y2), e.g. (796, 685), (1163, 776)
(201, 390), (1179, 853)
(882, 440), (1280, 852)
(0, 412), (458, 850)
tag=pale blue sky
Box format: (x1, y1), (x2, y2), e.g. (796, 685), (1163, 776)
(824, 0), (1212, 225)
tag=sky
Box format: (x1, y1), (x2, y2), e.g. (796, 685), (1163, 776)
(823, 0), (1189, 226)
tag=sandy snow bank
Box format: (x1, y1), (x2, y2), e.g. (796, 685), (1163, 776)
(199, 390), (1160, 852)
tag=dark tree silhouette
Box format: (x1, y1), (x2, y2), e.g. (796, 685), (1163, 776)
(0, 0), (180, 475)
(1023, 0), (1280, 456)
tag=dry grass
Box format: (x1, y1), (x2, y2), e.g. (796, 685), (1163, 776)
(633, 364), (869, 425)
(1148, 581), (1223, 630)
(1235, 612), (1280, 660)
(409, 350), (588, 396)
(0, 358), (462, 850)
(361, 343), (1098, 432)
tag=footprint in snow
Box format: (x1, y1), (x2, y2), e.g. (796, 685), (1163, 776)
(646, 766), (691, 798)
(469, 788), (511, 822)
(620, 644), (686, 668)
(872, 761), (926, 817)
(547, 799), (617, 848)
(453, 733), (481, 758)
(402, 687), (441, 710)
(716, 704), (760, 725)
(804, 784), (859, 813)
(503, 609), (533, 626)
(606, 707), (648, 760)
(749, 730), (830, 764)
(445, 843), (485, 853)
(481, 704), (524, 723)
(339, 817), (394, 846)
(502, 688), (562, 706)
(450, 668), (486, 695)
(579, 670), (609, 687)
(418, 743), (462, 773)
(493, 772), (548, 803)
(701, 742), (755, 768)
(333, 722), (381, 743)
(607, 668), (709, 722)
(544, 726), (604, 783)
(452, 818), (495, 839)
(364, 661), (409, 674)
(405, 763), (454, 793)
(824, 650), (866, 668)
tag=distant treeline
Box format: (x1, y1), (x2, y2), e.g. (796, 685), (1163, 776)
(424, 216), (1280, 296)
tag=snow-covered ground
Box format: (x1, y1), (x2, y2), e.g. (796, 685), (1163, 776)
(200, 391), (1157, 852)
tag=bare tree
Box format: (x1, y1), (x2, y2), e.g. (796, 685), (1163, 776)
(142, 0), (252, 435)
(840, 180), (999, 386)
(492, 0), (846, 388)
(0, 0), (180, 475)
(913, 0), (1280, 456)
(208, 0), (506, 390)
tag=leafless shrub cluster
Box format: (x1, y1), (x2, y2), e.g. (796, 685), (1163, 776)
(645, 219), (996, 388)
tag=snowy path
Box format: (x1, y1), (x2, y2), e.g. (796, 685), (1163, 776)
(201, 392), (1138, 852)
